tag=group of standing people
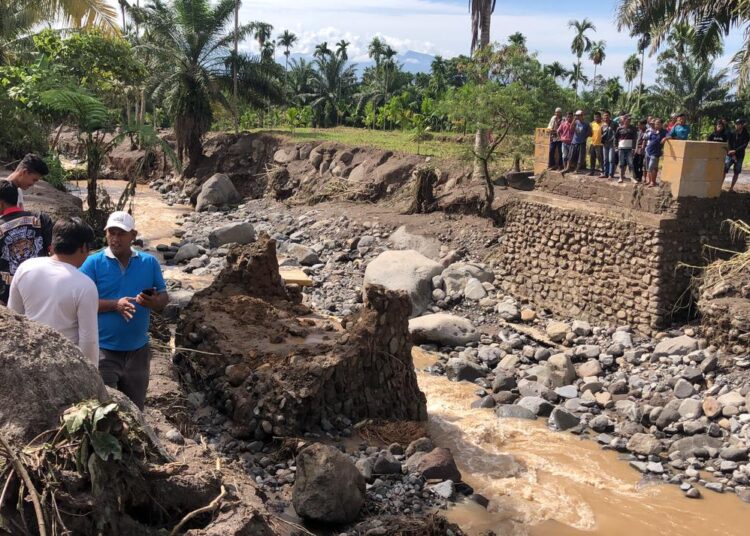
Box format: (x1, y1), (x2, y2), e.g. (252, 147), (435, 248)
(547, 108), (748, 190)
(1, 154), (168, 410)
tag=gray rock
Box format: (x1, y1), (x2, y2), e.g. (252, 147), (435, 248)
(165, 428), (185, 445)
(653, 335), (699, 357)
(555, 385), (578, 399)
(656, 399), (682, 429)
(427, 480), (455, 499)
(285, 243), (320, 266)
(571, 320), (592, 336)
(195, 173), (241, 211)
(208, 222), (256, 248)
(0, 308), (109, 444)
(612, 330), (633, 348)
(464, 277), (487, 300)
(364, 250), (443, 316)
(678, 398), (703, 419)
(717, 391), (745, 408)
(492, 372), (517, 392)
(719, 447), (748, 461)
(673, 378), (695, 399)
(495, 404), (537, 420)
(627, 433), (663, 456)
(292, 443), (365, 524)
(405, 447), (461, 481)
(681, 366), (703, 384)
(668, 434), (722, 458)
(388, 226), (441, 259)
(441, 262), (494, 295)
(471, 395), (496, 409)
(549, 407), (581, 431)
(409, 314), (481, 346)
(547, 354), (577, 385)
(517, 396), (554, 416)
(589, 415), (611, 432)
(273, 148), (298, 164)
(445, 358), (486, 382)
(355, 457), (374, 481)
(576, 359), (602, 379)
(373, 451), (402, 474)
(574, 345), (602, 360)
(495, 301), (520, 321)
(173, 243), (201, 264)
(478, 346), (503, 367)
(546, 321), (570, 342)
(405, 437), (434, 458)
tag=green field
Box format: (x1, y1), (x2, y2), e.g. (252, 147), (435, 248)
(249, 127), (533, 169)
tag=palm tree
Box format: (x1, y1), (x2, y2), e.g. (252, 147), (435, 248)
(469, 0), (497, 184)
(0, 0), (119, 63)
(567, 63), (589, 90)
(568, 18), (596, 98)
(277, 30), (297, 72)
(314, 41), (332, 59)
(508, 32), (527, 50)
(603, 77), (623, 110)
(139, 0), (256, 175)
(469, 0), (497, 54)
(616, 0), (748, 83)
(544, 61), (569, 82)
(232, 0), (241, 134)
(287, 58), (314, 106)
(336, 39), (350, 61)
(249, 21), (273, 51)
(623, 53), (641, 94)
(307, 53), (356, 127)
(368, 36), (385, 67)
(635, 33), (650, 112)
(588, 40), (606, 85)
(261, 40), (275, 63)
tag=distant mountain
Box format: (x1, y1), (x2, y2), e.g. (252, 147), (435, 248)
(283, 49), (435, 78)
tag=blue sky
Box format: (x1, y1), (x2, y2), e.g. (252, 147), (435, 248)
(114, 0), (746, 83)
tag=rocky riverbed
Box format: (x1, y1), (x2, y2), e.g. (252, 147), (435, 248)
(147, 176), (750, 511)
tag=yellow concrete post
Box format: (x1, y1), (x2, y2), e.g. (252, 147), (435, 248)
(660, 140), (726, 198)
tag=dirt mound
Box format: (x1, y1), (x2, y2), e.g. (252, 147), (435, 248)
(23, 180), (84, 221)
(175, 234), (427, 438)
(698, 252), (750, 353)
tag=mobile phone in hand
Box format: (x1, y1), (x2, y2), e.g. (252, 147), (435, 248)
(142, 288), (155, 296)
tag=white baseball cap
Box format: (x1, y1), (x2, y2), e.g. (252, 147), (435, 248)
(575, 109), (583, 115)
(555, 107), (562, 113)
(105, 211), (135, 232)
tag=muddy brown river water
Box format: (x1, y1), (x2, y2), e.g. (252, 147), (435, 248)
(97, 180), (750, 536)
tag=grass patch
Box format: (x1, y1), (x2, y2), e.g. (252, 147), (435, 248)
(237, 126), (533, 169)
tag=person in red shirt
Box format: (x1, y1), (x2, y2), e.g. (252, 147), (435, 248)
(0, 180), (52, 304)
(557, 111), (575, 168)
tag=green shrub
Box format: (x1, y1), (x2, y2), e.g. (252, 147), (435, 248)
(42, 154), (69, 191)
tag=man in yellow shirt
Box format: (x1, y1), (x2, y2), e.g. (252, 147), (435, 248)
(588, 111), (603, 176)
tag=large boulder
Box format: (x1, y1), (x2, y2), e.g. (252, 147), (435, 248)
(441, 262), (494, 295)
(23, 180), (83, 221)
(208, 222), (256, 249)
(0, 308), (109, 445)
(292, 443), (365, 524)
(364, 250), (443, 316)
(653, 335), (699, 357)
(195, 173), (241, 211)
(409, 313), (481, 346)
(404, 447), (461, 482)
(388, 226), (441, 260)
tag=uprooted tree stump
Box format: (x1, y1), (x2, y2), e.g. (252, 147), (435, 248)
(175, 233), (427, 440)
(405, 165), (438, 214)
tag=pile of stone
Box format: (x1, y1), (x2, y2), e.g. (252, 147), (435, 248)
(418, 315), (750, 502)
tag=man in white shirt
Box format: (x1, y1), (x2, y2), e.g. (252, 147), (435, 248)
(8, 218), (99, 366)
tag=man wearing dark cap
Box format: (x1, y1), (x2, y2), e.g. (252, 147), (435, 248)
(727, 119), (750, 192)
(0, 180), (53, 304)
(6, 153), (49, 209)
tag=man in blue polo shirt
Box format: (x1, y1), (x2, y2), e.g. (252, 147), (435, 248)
(81, 211), (169, 409)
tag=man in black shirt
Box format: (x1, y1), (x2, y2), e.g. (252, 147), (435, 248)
(728, 119), (750, 192)
(0, 180), (53, 304)
(707, 120), (730, 144)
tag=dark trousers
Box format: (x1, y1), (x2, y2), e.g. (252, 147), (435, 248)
(99, 345), (151, 410)
(548, 141), (562, 167)
(633, 153), (644, 180)
(567, 143), (586, 170)
(589, 145), (603, 173)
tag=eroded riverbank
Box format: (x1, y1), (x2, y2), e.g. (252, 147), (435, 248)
(100, 180), (750, 536)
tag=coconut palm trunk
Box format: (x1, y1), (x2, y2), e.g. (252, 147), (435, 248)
(472, 0), (493, 184)
(636, 49), (645, 111)
(233, 0), (240, 134)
